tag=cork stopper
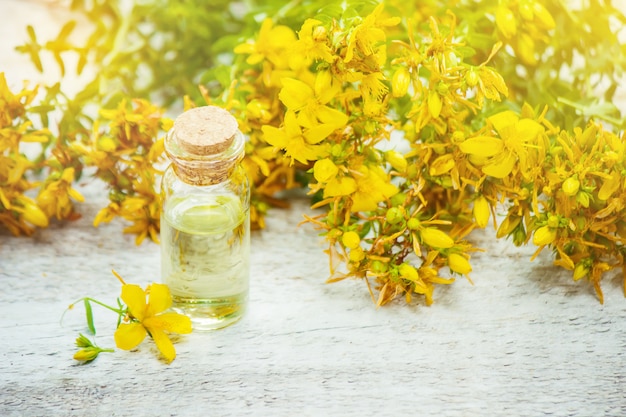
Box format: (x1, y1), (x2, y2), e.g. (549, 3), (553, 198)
(173, 106), (238, 156)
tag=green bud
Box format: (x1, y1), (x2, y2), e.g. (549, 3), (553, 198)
(73, 348), (101, 362)
(407, 218), (421, 230)
(386, 207), (405, 225)
(370, 260), (388, 274)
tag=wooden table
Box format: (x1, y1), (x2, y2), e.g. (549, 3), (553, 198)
(2, 2), (626, 416)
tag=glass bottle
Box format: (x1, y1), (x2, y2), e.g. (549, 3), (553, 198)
(161, 106), (250, 330)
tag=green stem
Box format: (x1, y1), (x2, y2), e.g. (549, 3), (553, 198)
(61, 296), (126, 326)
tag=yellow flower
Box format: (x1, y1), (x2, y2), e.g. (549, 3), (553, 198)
(114, 283), (192, 363)
(37, 167), (84, 220)
(459, 110), (544, 178)
(290, 19), (334, 68)
(344, 3), (399, 64)
(262, 110), (331, 164)
(278, 74), (348, 129)
(234, 18), (296, 68)
(350, 165), (398, 212)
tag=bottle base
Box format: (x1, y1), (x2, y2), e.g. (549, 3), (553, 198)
(170, 293), (247, 331)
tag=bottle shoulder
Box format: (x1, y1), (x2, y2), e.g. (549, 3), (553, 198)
(161, 163), (250, 202)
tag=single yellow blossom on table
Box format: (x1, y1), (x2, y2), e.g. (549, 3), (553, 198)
(114, 282), (192, 363)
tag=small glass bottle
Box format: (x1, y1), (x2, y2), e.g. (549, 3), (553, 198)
(161, 106), (250, 330)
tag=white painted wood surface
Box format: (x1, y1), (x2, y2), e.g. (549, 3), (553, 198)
(2, 2), (626, 416)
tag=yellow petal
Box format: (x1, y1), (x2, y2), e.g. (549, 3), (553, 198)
(488, 111), (518, 135)
(598, 170), (620, 200)
(482, 152), (516, 178)
(303, 123), (337, 144)
(121, 284), (147, 321)
(261, 125), (288, 148)
(316, 106), (349, 128)
(516, 118), (544, 142)
(144, 313), (192, 334)
(149, 329), (177, 363)
(429, 153), (455, 176)
(278, 78), (313, 111)
(114, 322), (147, 350)
(146, 283), (173, 317)
(324, 177), (357, 197)
(458, 136), (504, 157)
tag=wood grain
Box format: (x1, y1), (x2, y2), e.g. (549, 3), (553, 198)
(1, 2), (626, 416)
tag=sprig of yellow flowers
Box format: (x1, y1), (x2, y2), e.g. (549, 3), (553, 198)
(4, 1), (626, 307)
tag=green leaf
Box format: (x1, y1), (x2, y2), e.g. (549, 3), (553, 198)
(84, 299), (96, 335)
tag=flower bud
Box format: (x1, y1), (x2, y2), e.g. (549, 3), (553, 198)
(516, 33), (537, 66)
(465, 70), (479, 87)
(97, 136), (117, 152)
(448, 253), (472, 275)
(547, 215), (560, 228)
(512, 227), (527, 247)
(386, 207), (405, 225)
(348, 247), (365, 263)
(19, 200), (49, 228)
(421, 227), (454, 248)
(532, 225), (556, 246)
(384, 150), (408, 173)
(407, 218), (420, 231)
(496, 5), (517, 39)
(496, 215), (521, 238)
(392, 67), (410, 97)
(428, 90), (442, 119)
(341, 231), (361, 249)
(573, 262), (589, 281)
(398, 263), (419, 282)
(429, 154), (455, 176)
(313, 159), (339, 183)
(73, 348), (100, 362)
(370, 260), (388, 274)
(562, 176), (580, 197)
(533, 2), (556, 29)
(473, 195), (490, 228)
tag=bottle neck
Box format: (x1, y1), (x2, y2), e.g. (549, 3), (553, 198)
(165, 128), (245, 186)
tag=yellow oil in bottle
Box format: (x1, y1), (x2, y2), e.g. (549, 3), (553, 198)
(161, 193), (249, 330)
